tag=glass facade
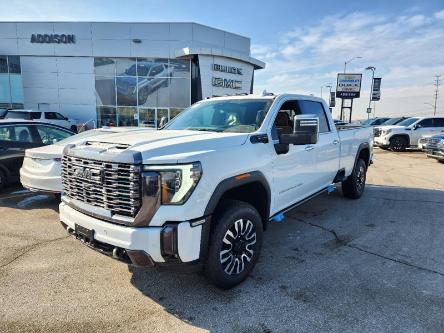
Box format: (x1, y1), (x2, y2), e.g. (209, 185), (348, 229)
(0, 56), (24, 109)
(94, 57), (190, 128)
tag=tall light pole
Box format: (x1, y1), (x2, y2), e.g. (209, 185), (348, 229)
(365, 66), (376, 119)
(344, 56), (362, 73)
(433, 75), (441, 116)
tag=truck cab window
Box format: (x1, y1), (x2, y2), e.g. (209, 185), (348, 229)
(298, 100), (330, 133)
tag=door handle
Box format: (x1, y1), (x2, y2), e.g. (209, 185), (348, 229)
(305, 145), (315, 151)
(333, 140), (339, 145)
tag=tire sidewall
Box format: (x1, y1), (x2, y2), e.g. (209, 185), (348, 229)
(353, 159), (367, 197)
(0, 170), (5, 190)
(206, 201), (263, 289)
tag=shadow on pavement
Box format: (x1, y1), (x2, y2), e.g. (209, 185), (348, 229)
(128, 184), (444, 332)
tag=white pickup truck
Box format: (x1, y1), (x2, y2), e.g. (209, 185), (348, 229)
(59, 94), (373, 289)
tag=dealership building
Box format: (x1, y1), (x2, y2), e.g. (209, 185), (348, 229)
(0, 21), (265, 127)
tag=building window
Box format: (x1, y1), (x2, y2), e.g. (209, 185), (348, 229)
(94, 57), (191, 128)
(0, 56), (24, 109)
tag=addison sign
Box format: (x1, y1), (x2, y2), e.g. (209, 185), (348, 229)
(30, 34), (76, 44)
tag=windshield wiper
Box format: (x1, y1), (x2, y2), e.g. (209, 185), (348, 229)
(187, 128), (223, 132)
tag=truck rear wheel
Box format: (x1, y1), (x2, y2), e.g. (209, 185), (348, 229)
(389, 136), (408, 152)
(342, 159), (367, 199)
(205, 200), (263, 289)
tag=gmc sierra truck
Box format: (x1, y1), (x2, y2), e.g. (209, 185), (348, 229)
(59, 93), (373, 289)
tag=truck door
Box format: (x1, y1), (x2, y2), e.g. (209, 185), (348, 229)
(271, 100), (317, 212)
(298, 100), (340, 188)
(411, 118), (434, 144)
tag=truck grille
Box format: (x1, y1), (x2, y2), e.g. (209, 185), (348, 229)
(61, 155), (142, 218)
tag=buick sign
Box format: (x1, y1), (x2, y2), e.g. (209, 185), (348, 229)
(30, 34), (76, 44)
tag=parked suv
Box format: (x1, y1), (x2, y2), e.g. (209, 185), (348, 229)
(5, 110), (78, 132)
(425, 134), (444, 163)
(374, 116), (444, 151)
(59, 94), (373, 288)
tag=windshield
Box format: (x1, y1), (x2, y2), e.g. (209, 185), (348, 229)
(54, 129), (115, 146)
(164, 99), (272, 133)
(397, 118), (418, 127)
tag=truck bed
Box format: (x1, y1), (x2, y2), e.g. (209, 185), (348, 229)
(337, 125), (373, 176)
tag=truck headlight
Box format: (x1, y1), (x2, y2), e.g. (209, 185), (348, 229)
(143, 162), (202, 205)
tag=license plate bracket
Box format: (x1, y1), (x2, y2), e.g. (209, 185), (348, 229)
(75, 224), (95, 243)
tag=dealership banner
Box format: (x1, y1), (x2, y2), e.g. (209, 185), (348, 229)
(336, 73), (362, 99)
(330, 91), (336, 107)
(371, 77), (382, 101)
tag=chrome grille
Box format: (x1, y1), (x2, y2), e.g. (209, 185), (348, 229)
(61, 155), (141, 218)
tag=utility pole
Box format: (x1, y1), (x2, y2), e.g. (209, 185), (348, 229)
(433, 75), (441, 116)
(365, 66), (376, 119)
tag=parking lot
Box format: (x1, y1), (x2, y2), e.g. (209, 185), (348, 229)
(0, 148), (443, 333)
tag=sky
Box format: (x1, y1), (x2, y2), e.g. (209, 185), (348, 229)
(1, 0), (444, 120)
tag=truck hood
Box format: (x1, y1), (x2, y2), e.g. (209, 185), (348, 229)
(376, 125), (406, 131)
(74, 130), (250, 164)
(25, 144), (64, 159)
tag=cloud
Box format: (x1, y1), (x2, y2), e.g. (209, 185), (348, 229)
(435, 10), (444, 20)
(252, 9), (444, 119)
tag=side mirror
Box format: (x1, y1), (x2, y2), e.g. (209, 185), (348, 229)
(280, 115), (319, 145)
(412, 124), (418, 130)
(158, 116), (168, 128)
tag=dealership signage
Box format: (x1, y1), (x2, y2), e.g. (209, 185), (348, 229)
(212, 63), (243, 75)
(336, 73), (362, 99)
(212, 77), (242, 89)
(30, 34), (76, 44)
(371, 77), (382, 101)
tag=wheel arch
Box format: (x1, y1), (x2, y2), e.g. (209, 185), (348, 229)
(204, 171), (271, 231)
(389, 134), (410, 146)
(354, 142), (371, 169)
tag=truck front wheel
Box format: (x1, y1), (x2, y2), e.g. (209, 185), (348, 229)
(205, 200), (263, 289)
(342, 159), (367, 199)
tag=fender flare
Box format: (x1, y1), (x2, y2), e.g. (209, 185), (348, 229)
(204, 171), (271, 221)
(353, 142), (371, 169)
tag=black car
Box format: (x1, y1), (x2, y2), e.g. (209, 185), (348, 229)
(425, 134), (444, 163)
(0, 121), (74, 189)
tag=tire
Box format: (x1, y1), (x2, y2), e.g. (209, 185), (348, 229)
(0, 169), (5, 190)
(205, 200), (263, 289)
(389, 136), (408, 152)
(342, 159), (367, 199)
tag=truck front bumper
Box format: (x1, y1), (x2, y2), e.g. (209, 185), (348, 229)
(374, 136), (390, 147)
(59, 202), (204, 265)
(427, 149), (444, 161)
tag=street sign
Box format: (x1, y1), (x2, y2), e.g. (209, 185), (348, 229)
(371, 77), (382, 101)
(330, 92), (336, 107)
(336, 73), (362, 99)
(367, 108), (372, 114)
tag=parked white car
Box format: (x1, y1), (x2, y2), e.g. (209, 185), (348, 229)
(20, 127), (152, 193)
(374, 116), (444, 151)
(59, 93), (373, 289)
(5, 109), (78, 132)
